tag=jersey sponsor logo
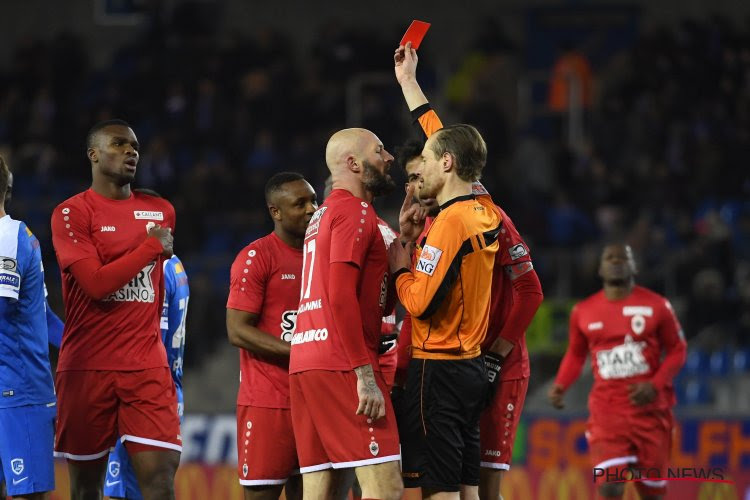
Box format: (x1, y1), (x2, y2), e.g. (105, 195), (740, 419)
(281, 273), (296, 280)
(290, 328), (329, 345)
(134, 210), (164, 221)
(280, 310), (298, 342)
(416, 244), (442, 276)
(305, 206), (328, 239)
(595, 335), (650, 380)
(100, 225), (116, 232)
(298, 299), (322, 313)
(10, 458), (24, 475)
(508, 243), (528, 260)
(104, 262), (156, 303)
(2, 390), (15, 397)
(0, 257), (17, 272)
(0, 269), (20, 292)
(484, 449), (502, 457)
(622, 306), (653, 317)
(588, 322), (603, 331)
(109, 461), (120, 477)
(378, 223), (397, 248)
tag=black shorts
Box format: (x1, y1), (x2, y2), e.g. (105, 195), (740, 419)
(397, 357), (488, 491)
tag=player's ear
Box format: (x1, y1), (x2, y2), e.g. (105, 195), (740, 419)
(87, 147), (98, 163)
(442, 152), (453, 172)
(347, 155), (360, 173)
(268, 204), (281, 222)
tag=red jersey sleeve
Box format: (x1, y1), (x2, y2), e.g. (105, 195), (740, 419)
(329, 204), (375, 268)
(226, 242), (269, 314)
(51, 199), (99, 270)
(555, 305), (590, 390)
(497, 217), (532, 268)
(651, 299), (687, 390)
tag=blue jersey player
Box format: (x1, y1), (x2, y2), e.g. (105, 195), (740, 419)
(104, 252), (189, 499)
(0, 157), (56, 499)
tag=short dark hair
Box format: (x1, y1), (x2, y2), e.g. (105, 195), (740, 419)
(86, 119), (132, 149)
(429, 124), (487, 182)
(133, 188), (162, 198)
(264, 172), (306, 205)
(0, 156), (8, 201)
(395, 139), (424, 173)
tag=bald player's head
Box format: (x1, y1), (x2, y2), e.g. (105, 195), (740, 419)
(325, 128), (372, 173)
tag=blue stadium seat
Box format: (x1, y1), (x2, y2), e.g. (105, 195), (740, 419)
(709, 349), (731, 377)
(684, 349), (710, 375)
(734, 348), (750, 373)
(680, 378), (713, 406)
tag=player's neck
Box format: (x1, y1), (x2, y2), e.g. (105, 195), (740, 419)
(91, 179), (131, 200)
(436, 177), (472, 206)
(0, 208), (5, 218)
(331, 178), (373, 203)
(603, 280), (635, 300)
(275, 228), (304, 250)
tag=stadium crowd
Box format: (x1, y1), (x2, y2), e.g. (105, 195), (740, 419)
(0, 15), (748, 368)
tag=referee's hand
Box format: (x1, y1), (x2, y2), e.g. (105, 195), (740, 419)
(354, 364), (386, 420)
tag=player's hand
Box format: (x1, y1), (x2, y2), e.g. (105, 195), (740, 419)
(398, 184), (427, 243)
(394, 42), (418, 85)
(388, 239), (413, 274)
(378, 333), (398, 355)
(484, 351), (505, 406)
(628, 381), (657, 406)
(548, 383), (566, 409)
(354, 365), (386, 420)
(148, 225), (174, 257)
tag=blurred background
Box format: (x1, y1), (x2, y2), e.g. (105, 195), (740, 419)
(1, 0), (749, 498)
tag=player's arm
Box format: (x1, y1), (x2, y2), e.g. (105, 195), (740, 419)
(45, 300), (63, 348)
(51, 206), (172, 300)
(226, 309), (291, 358)
(390, 216), (467, 319)
(549, 305), (588, 409)
(630, 300), (687, 406)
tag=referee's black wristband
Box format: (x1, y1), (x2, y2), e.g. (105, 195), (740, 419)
(393, 268), (410, 280)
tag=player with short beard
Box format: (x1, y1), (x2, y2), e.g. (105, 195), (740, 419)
(549, 244), (686, 500)
(289, 128), (403, 500)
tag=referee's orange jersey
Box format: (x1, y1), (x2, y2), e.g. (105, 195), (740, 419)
(395, 196), (501, 360)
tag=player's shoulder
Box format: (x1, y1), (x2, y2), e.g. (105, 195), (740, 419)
(576, 290), (606, 310)
(54, 191), (90, 215)
(632, 285), (673, 310)
(233, 233), (275, 263)
(0, 216), (26, 253)
(327, 190), (373, 213)
(164, 254), (187, 275)
(133, 191), (175, 215)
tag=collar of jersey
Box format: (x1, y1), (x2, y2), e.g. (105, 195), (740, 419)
(439, 194), (475, 211)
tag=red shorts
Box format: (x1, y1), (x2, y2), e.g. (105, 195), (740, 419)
(289, 370), (400, 473)
(479, 377), (529, 470)
(236, 405), (298, 485)
(587, 409), (673, 496)
(54, 368), (181, 460)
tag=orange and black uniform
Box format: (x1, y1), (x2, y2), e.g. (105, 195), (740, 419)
(393, 153), (502, 490)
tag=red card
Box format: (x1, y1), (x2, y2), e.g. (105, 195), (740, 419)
(399, 20), (431, 50)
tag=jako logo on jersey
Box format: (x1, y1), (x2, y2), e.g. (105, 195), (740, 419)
(281, 274), (296, 280)
(100, 226), (116, 232)
(134, 211), (164, 221)
(10, 458), (23, 475)
(508, 243), (528, 260)
(305, 206), (328, 238)
(104, 262), (156, 303)
(588, 322), (603, 331)
(280, 310), (298, 343)
(290, 328), (328, 345)
(484, 450), (501, 457)
(416, 245), (442, 276)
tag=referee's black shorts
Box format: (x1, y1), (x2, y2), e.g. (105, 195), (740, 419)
(396, 356), (488, 492)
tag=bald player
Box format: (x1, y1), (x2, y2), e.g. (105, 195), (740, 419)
(288, 129), (403, 500)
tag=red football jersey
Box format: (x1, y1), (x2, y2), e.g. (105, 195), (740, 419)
(480, 204), (532, 380)
(51, 189), (175, 371)
(226, 232), (302, 409)
(289, 189), (388, 373)
(377, 217), (399, 373)
(557, 286), (686, 414)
